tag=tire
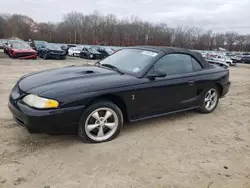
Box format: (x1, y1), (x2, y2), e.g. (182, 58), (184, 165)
(78, 101), (123, 143)
(43, 52), (47, 60)
(197, 86), (219, 113)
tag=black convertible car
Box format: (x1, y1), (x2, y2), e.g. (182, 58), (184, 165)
(38, 43), (67, 60)
(8, 46), (230, 143)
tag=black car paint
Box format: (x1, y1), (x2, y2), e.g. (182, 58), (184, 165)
(96, 48), (114, 59)
(39, 45), (67, 60)
(80, 47), (102, 59)
(9, 47), (230, 134)
(241, 56), (250, 64)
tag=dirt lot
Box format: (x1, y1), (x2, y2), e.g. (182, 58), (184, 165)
(0, 57), (250, 188)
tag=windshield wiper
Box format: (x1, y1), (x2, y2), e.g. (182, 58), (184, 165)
(95, 61), (101, 66)
(101, 64), (124, 75)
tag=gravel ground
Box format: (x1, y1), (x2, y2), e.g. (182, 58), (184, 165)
(0, 57), (250, 188)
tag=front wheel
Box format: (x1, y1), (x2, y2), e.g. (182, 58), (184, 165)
(43, 52), (47, 60)
(78, 101), (123, 143)
(197, 87), (219, 113)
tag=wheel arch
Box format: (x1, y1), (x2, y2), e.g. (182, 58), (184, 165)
(86, 94), (129, 122)
(215, 83), (223, 97)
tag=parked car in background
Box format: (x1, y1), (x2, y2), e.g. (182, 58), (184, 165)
(68, 46), (83, 57)
(39, 43), (67, 60)
(80, 46), (102, 59)
(4, 40), (23, 55)
(228, 55), (242, 63)
(30, 40), (48, 52)
(213, 55), (235, 66)
(0, 39), (7, 49)
(95, 46), (115, 59)
(241, 55), (250, 64)
(8, 42), (37, 59)
(8, 46), (230, 143)
(61, 44), (77, 55)
(205, 57), (229, 68)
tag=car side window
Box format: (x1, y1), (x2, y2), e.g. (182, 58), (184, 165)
(191, 57), (203, 71)
(154, 54), (194, 75)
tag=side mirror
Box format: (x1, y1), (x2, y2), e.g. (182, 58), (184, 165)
(147, 70), (166, 80)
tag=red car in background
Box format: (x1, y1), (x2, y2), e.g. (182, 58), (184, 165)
(9, 42), (37, 59)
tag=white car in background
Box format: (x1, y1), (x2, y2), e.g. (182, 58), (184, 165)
(214, 55), (236, 66)
(68, 47), (83, 57)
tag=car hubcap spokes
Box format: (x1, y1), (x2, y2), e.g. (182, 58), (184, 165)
(204, 89), (218, 110)
(85, 108), (118, 141)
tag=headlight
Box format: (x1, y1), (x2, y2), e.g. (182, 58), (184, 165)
(23, 94), (59, 109)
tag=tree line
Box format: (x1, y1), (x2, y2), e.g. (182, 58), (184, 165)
(1, 11), (250, 51)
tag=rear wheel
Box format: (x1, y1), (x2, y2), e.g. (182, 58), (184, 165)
(197, 87), (219, 113)
(78, 101), (123, 143)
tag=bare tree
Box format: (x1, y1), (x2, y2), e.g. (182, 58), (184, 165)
(236, 35), (246, 51)
(0, 12), (250, 51)
(0, 15), (6, 38)
(214, 33), (225, 49)
(225, 32), (238, 51)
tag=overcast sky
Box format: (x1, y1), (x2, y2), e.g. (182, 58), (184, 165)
(1, 0), (250, 34)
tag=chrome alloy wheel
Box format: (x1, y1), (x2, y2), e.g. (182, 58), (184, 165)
(84, 108), (119, 142)
(204, 89), (218, 111)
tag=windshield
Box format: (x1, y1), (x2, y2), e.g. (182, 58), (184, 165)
(88, 47), (100, 53)
(46, 44), (62, 50)
(105, 47), (115, 54)
(100, 49), (159, 74)
(74, 47), (82, 51)
(0, 39), (7, 44)
(9, 40), (22, 45)
(13, 43), (32, 50)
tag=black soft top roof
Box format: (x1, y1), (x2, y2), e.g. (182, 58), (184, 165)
(131, 45), (212, 68)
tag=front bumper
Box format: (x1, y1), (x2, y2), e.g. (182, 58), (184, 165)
(48, 52), (66, 59)
(8, 96), (84, 134)
(13, 53), (37, 59)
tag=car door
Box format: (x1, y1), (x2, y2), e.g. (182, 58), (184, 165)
(138, 53), (201, 115)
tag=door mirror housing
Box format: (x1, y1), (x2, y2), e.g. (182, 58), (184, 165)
(147, 70), (166, 80)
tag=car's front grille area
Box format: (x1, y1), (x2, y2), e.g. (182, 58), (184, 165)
(16, 53), (36, 58)
(50, 50), (64, 55)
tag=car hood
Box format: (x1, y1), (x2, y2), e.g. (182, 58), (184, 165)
(18, 65), (139, 98)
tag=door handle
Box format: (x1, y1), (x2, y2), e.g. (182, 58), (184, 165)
(188, 81), (195, 85)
